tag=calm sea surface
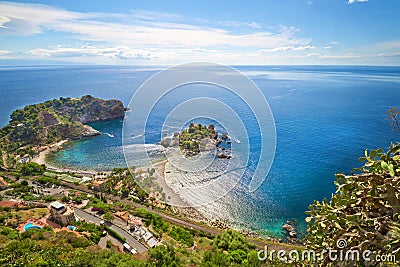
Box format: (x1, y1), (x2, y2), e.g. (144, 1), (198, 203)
(1, 65), (399, 236)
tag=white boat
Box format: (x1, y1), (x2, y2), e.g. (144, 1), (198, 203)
(104, 133), (115, 138)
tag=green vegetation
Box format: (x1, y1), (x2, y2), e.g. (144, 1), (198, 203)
(306, 143), (400, 265)
(0, 205), (272, 267)
(59, 173), (82, 183)
(179, 123), (216, 155)
(104, 226), (126, 243)
(2, 100), (399, 266)
(201, 229), (261, 267)
(148, 245), (181, 267)
(20, 162), (45, 176)
(169, 225), (194, 247)
(0, 225), (146, 267)
(0, 208), (48, 228)
(8, 180), (32, 194)
(99, 167), (150, 201)
(0, 95), (124, 170)
(103, 211), (115, 223)
(133, 208), (169, 235)
(72, 221), (103, 244)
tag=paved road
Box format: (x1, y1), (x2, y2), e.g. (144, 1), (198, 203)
(63, 183), (303, 251)
(74, 208), (147, 253)
(63, 182), (222, 236)
(98, 234), (124, 251)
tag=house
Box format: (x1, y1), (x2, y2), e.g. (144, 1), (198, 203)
(147, 237), (158, 248)
(49, 201), (76, 226)
(115, 211), (130, 221)
(92, 180), (105, 191)
(0, 177), (8, 190)
(115, 211), (143, 226)
(142, 231), (153, 242)
(19, 157), (30, 164)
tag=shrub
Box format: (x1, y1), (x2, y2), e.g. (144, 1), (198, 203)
(20, 162), (45, 176)
(306, 143), (400, 265)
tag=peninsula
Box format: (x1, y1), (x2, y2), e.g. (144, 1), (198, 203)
(0, 95), (125, 168)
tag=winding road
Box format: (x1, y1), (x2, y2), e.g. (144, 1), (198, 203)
(74, 208), (147, 253)
(63, 182), (303, 251)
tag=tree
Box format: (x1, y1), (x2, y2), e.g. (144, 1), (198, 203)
(306, 143), (400, 265)
(201, 230), (259, 267)
(169, 226), (194, 247)
(148, 245), (181, 267)
(103, 212), (114, 223)
(120, 187), (129, 198)
(213, 229), (251, 252)
(20, 162), (45, 176)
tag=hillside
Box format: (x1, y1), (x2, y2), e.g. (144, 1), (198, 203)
(0, 95), (124, 151)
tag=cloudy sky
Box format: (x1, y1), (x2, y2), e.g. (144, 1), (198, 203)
(0, 0), (399, 65)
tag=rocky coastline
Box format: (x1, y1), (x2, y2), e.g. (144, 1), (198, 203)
(161, 123), (232, 159)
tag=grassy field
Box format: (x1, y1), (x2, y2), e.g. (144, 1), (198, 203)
(59, 174), (81, 183)
(2, 208), (49, 226)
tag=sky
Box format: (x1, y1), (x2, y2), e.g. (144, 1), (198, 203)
(0, 0), (399, 65)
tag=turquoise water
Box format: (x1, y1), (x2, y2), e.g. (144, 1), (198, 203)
(1, 65), (399, 237)
(24, 222), (42, 231)
(67, 225), (76, 231)
(48, 119), (126, 171)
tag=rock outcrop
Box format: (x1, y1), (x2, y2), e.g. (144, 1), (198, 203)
(74, 95), (125, 124)
(0, 95), (124, 148)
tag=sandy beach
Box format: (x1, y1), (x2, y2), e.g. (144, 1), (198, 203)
(139, 160), (210, 223)
(32, 140), (68, 166)
(33, 139), (211, 224)
(32, 140), (97, 176)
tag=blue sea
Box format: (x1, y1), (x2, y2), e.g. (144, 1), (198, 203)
(0, 65), (399, 237)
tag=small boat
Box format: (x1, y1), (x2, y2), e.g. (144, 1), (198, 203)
(105, 133), (115, 138)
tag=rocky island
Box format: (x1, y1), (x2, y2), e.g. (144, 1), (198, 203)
(161, 123), (232, 158)
(0, 95), (125, 167)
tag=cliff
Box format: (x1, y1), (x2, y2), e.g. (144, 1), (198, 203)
(0, 95), (125, 149)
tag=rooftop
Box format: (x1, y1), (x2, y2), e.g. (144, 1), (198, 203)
(50, 201), (65, 210)
(147, 237), (158, 248)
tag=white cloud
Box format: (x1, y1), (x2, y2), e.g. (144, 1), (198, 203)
(219, 20), (262, 29)
(0, 49), (12, 59)
(260, 45), (315, 53)
(378, 52), (400, 58)
(27, 46), (157, 60)
(348, 0), (368, 4)
(313, 53), (359, 59)
(128, 10), (182, 21)
(0, 15), (11, 28)
(2, 1), (396, 65)
(0, 2), (310, 50)
(0, 50), (11, 55)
